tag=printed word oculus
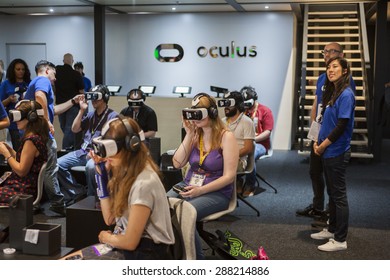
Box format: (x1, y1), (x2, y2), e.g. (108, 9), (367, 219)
(155, 41), (257, 62)
(197, 41), (257, 58)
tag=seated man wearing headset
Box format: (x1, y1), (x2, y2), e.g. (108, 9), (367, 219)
(219, 91), (255, 172)
(57, 85), (118, 205)
(120, 89), (158, 139)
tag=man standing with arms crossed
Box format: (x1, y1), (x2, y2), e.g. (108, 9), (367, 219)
(296, 42), (356, 223)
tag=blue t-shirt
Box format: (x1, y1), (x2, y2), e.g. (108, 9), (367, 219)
(0, 80), (29, 130)
(318, 87), (355, 158)
(24, 76), (55, 124)
(83, 76), (92, 92)
(315, 73), (356, 118)
(0, 99), (7, 121)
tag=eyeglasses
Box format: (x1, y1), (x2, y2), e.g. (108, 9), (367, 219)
(321, 49), (341, 56)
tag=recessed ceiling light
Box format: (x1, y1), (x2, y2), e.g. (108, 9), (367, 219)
(172, 7), (176, 11)
(265, 6), (269, 9)
(49, 8), (54, 13)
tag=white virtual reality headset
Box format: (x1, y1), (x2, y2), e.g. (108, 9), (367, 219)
(243, 99), (254, 108)
(8, 100), (44, 122)
(92, 118), (145, 158)
(182, 108), (208, 120)
(217, 98), (236, 108)
(127, 99), (144, 107)
(85, 92), (104, 101)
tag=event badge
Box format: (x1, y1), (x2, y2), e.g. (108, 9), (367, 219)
(0, 171), (12, 185)
(307, 121), (321, 141)
(189, 173), (205, 187)
(81, 141), (89, 151)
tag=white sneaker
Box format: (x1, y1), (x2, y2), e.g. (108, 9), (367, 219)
(310, 228), (334, 240)
(318, 238), (347, 252)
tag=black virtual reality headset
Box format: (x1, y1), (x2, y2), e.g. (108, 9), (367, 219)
(217, 98), (236, 108)
(182, 108), (208, 121)
(92, 118), (145, 158)
(85, 92), (104, 101)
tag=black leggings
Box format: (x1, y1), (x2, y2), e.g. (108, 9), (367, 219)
(123, 238), (173, 260)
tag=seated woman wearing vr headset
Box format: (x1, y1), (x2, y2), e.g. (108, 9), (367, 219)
(0, 100), (48, 206)
(62, 116), (174, 260)
(168, 93), (239, 260)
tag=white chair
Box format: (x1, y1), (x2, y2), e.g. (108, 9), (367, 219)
(168, 197), (197, 260)
(196, 177), (237, 257)
(237, 151), (260, 216)
(34, 162), (47, 207)
(200, 178), (237, 222)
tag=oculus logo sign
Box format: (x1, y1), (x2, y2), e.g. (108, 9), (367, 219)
(155, 41), (257, 62)
(155, 44), (184, 62)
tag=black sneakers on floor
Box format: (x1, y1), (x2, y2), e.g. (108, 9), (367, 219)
(296, 204), (325, 219)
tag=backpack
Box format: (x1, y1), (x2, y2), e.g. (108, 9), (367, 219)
(168, 198), (185, 260)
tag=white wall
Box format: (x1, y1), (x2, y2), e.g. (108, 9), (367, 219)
(0, 15), (95, 82)
(0, 12), (296, 151)
(106, 12), (295, 150)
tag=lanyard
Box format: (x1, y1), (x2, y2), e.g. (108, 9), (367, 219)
(250, 102), (258, 120)
(91, 106), (109, 135)
(227, 112), (244, 132)
(132, 110), (139, 120)
(199, 133), (210, 167)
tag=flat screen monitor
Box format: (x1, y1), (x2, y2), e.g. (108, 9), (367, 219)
(138, 85), (156, 96)
(173, 86), (192, 98)
(106, 85), (122, 95)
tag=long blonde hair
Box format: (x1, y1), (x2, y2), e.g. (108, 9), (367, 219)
(105, 117), (161, 217)
(192, 93), (227, 150)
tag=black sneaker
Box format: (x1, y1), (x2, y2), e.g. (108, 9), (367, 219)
(295, 204), (324, 218)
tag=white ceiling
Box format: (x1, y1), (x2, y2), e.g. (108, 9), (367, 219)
(0, 0), (381, 16)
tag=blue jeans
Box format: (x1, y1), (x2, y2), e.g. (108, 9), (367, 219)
(309, 142), (326, 211)
(167, 187), (230, 260)
(246, 143), (267, 187)
(44, 138), (64, 207)
(322, 150), (350, 242)
(59, 106), (79, 150)
(57, 151), (97, 197)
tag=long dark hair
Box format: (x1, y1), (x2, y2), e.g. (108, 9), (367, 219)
(17, 101), (49, 144)
(6, 58), (31, 84)
(322, 57), (351, 108)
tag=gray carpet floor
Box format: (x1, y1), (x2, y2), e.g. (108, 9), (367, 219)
(1, 140), (389, 260)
